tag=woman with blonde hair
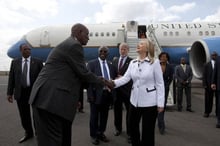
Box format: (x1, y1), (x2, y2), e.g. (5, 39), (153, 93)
(112, 39), (165, 146)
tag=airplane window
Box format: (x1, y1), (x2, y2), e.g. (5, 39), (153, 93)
(175, 32), (179, 36)
(211, 31), (215, 36)
(106, 32), (110, 37)
(95, 32), (99, 37)
(163, 32), (167, 36)
(169, 32), (173, 36)
(101, 32), (104, 36)
(112, 32), (116, 37)
(187, 31), (191, 36)
(89, 33), (93, 37)
(199, 31), (203, 36)
(205, 31), (209, 36)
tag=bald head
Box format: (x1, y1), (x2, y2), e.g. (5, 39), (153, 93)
(71, 23), (89, 45)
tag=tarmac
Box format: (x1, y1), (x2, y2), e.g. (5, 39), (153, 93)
(0, 75), (220, 146)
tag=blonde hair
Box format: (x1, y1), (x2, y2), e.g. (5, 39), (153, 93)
(143, 39), (155, 64)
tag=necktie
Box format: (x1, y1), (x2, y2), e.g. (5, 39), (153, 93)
(118, 57), (124, 70)
(102, 61), (109, 80)
(21, 59), (28, 87)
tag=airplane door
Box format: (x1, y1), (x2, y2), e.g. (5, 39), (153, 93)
(117, 29), (125, 43)
(40, 29), (50, 47)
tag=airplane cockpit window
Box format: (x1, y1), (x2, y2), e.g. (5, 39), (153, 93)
(112, 32), (116, 37)
(211, 31), (215, 36)
(89, 33), (93, 37)
(101, 32), (104, 37)
(106, 32), (110, 37)
(205, 31), (209, 36)
(95, 32), (99, 37)
(187, 31), (191, 36)
(199, 31), (203, 36)
(163, 32), (167, 36)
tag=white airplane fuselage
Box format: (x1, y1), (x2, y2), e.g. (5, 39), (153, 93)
(7, 21), (220, 79)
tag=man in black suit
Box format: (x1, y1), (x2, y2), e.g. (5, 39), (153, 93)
(211, 56), (220, 128)
(112, 42), (132, 143)
(203, 51), (218, 117)
(7, 44), (43, 143)
(175, 57), (193, 112)
(87, 46), (117, 145)
(29, 23), (107, 146)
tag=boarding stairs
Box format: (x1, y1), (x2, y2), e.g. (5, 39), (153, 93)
(146, 25), (162, 59)
(126, 31), (139, 59)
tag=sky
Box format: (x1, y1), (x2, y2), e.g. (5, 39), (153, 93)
(0, 0), (220, 71)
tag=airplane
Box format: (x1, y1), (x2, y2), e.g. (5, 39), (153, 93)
(7, 20), (220, 80)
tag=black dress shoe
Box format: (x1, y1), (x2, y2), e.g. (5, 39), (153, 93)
(114, 130), (121, 136)
(19, 134), (33, 143)
(159, 128), (165, 135)
(203, 113), (209, 117)
(127, 136), (132, 144)
(91, 137), (99, 145)
(186, 109), (194, 112)
(98, 134), (109, 142)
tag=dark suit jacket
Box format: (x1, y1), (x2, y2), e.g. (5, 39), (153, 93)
(212, 56), (220, 91)
(87, 59), (117, 104)
(112, 56), (133, 99)
(29, 37), (103, 122)
(7, 57), (43, 101)
(203, 61), (214, 90)
(175, 64), (193, 87)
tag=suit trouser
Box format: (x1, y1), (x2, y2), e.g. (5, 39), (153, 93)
(114, 91), (131, 135)
(33, 107), (72, 146)
(129, 104), (157, 146)
(89, 103), (109, 138)
(157, 87), (169, 130)
(217, 91), (220, 124)
(17, 87), (33, 135)
(177, 85), (191, 109)
(204, 88), (218, 115)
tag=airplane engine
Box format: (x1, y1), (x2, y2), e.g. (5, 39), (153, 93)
(189, 37), (220, 79)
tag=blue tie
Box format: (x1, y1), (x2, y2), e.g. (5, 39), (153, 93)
(102, 61), (109, 80)
(21, 59), (28, 87)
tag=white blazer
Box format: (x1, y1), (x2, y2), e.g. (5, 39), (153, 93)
(114, 57), (165, 107)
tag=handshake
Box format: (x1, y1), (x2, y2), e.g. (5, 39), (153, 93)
(99, 77), (115, 89)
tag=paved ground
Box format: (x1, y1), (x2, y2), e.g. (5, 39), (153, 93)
(0, 75), (219, 146)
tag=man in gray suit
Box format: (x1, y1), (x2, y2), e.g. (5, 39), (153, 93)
(7, 44), (43, 143)
(29, 23), (106, 146)
(175, 57), (193, 112)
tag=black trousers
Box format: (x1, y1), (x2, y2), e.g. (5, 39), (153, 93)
(17, 87), (33, 135)
(177, 85), (191, 110)
(89, 103), (109, 138)
(204, 88), (218, 115)
(33, 108), (72, 146)
(129, 104), (157, 146)
(114, 91), (130, 135)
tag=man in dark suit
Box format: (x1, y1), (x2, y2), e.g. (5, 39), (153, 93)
(203, 51), (218, 117)
(175, 57), (193, 112)
(87, 46), (117, 145)
(112, 42), (132, 143)
(29, 23), (106, 146)
(211, 56), (220, 128)
(7, 44), (43, 143)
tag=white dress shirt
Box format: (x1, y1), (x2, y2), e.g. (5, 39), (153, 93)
(114, 57), (165, 107)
